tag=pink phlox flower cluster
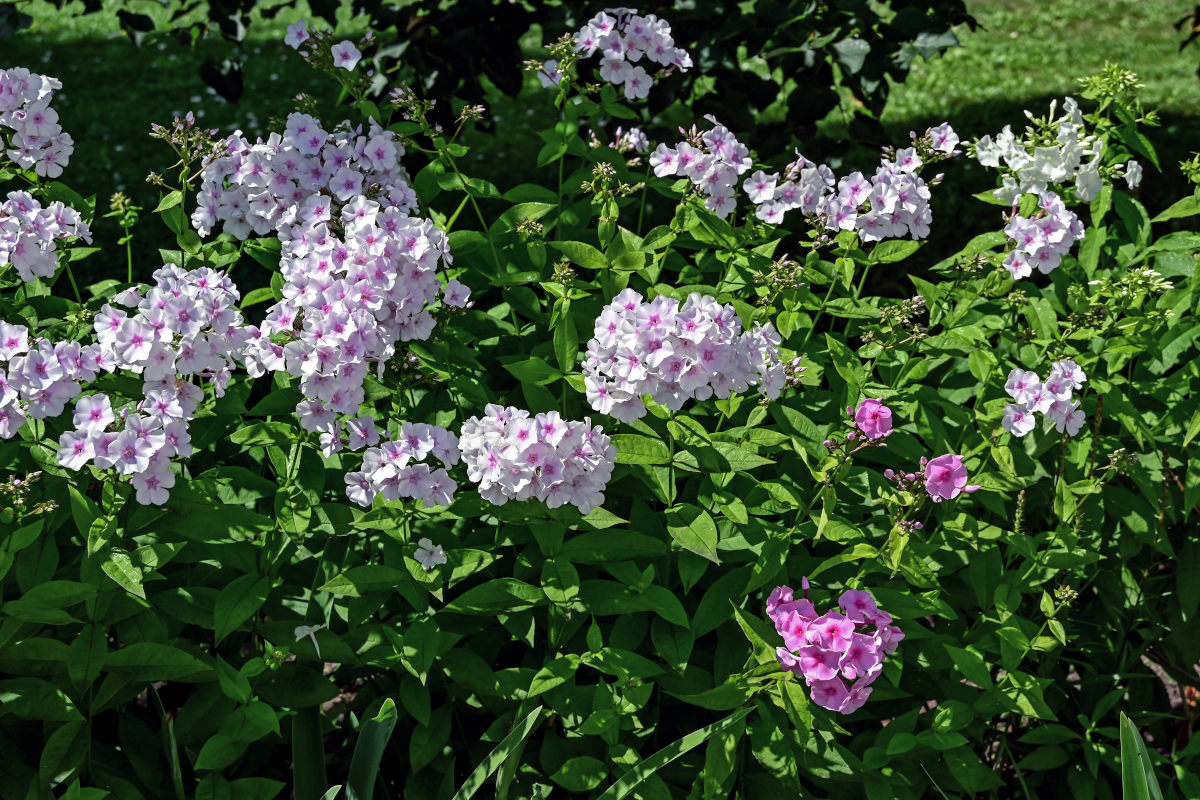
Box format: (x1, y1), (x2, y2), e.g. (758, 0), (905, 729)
(572, 8), (692, 101)
(974, 97), (1133, 202)
(767, 583), (904, 714)
(1002, 360), (1087, 437)
(650, 117), (751, 218)
(0, 321), (106, 438)
(582, 288), (785, 422)
(243, 205), (457, 454)
(459, 404), (616, 513)
(741, 123), (953, 238)
(1001, 190), (1084, 279)
(191, 113), (416, 239)
(0, 190), (92, 282)
(344, 422), (459, 508)
(0, 67), (73, 178)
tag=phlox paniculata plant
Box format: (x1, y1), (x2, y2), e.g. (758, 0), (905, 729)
(0, 17), (1197, 798)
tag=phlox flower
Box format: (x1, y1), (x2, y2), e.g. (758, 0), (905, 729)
(1002, 404), (1036, 437)
(414, 537), (447, 570)
(853, 398), (892, 439)
(331, 41), (362, 71)
(923, 454), (980, 502)
(284, 20), (311, 49)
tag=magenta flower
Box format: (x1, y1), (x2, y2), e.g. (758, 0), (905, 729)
(767, 583), (902, 714)
(923, 454), (981, 503)
(853, 398), (892, 439)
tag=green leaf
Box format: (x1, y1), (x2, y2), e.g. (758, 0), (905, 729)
(612, 433), (671, 465)
(665, 504), (720, 563)
(214, 575), (271, 644)
(229, 422), (296, 449)
(1150, 193), (1200, 223)
(551, 756), (608, 792)
(825, 333), (863, 389)
(103, 643), (211, 682)
(68, 624), (107, 690)
(1120, 712), (1165, 800)
(319, 566), (407, 597)
(100, 549), (145, 598)
(597, 707), (754, 800)
(870, 240), (922, 263)
(550, 240), (607, 270)
(501, 356), (561, 386)
(452, 707), (543, 800)
(155, 190), (183, 212)
(1184, 406), (1200, 448)
(292, 707), (328, 800)
(442, 579), (545, 614)
(346, 699), (399, 800)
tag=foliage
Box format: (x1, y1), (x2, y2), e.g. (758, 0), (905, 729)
(1, 12), (1200, 800)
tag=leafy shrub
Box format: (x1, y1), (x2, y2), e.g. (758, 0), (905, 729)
(0, 14), (1198, 800)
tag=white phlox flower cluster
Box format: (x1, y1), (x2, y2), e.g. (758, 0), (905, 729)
(563, 8), (692, 101)
(975, 97), (1138, 203)
(98, 265), (247, 396)
(56, 386), (198, 505)
(742, 123), (957, 240)
(582, 288), (785, 422)
(0, 190), (92, 282)
(459, 405), (616, 514)
(0, 67), (74, 178)
(1002, 360), (1087, 438)
(0, 321), (102, 439)
(242, 202), (462, 455)
(50, 264), (252, 504)
(649, 117), (752, 218)
(343, 421), (459, 508)
(191, 113), (417, 239)
(1001, 191), (1085, 279)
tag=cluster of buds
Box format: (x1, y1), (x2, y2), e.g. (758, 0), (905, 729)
(783, 356), (807, 389)
(516, 217), (545, 241)
(895, 518), (925, 533)
(580, 161), (640, 200)
(551, 261), (576, 289)
(388, 85), (438, 130)
(147, 112), (224, 184)
(753, 255), (804, 307)
(0, 470), (54, 518)
(457, 104), (486, 126)
(1100, 448), (1138, 476)
(863, 295), (927, 347)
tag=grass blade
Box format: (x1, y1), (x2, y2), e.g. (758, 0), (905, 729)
(452, 706), (544, 800)
(293, 706), (328, 800)
(346, 698), (399, 800)
(598, 707), (754, 800)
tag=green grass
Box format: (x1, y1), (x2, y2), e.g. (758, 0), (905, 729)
(884, 0), (1200, 130)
